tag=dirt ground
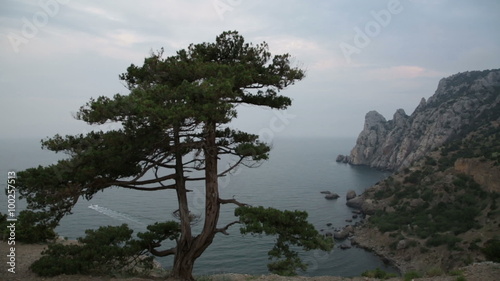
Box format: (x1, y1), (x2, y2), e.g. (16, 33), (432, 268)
(1, 241), (499, 281)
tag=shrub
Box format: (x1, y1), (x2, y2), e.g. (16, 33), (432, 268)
(374, 189), (391, 200)
(10, 210), (57, 243)
(425, 156), (437, 166)
(420, 247), (430, 253)
(389, 241), (398, 251)
(481, 238), (500, 262)
(0, 213), (8, 240)
(408, 239), (419, 248)
(361, 268), (398, 279)
(404, 271), (421, 281)
(449, 269), (464, 276)
(425, 234), (462, 250)
(404, 171), (422, 184)
(426, 266), (444, 277)
(421, 189), (434, 202)
(490, 193), (498, 210)
(31, 224), (154, 277)
(29, 244), (84, 276)
(369, 211), (410, 233)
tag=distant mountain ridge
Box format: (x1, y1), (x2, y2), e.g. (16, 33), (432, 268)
(338, 68), (500, 170)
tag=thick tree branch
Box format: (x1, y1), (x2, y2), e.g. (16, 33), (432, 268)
(185, 156), (245, 181)
(117, 183), (177, 191)
(215, 220), (240, 235)
(219, 197), (249, 207)
(218, 157), (245, 177)
(142, 157), (177, 169)
(149, 246), (177, 257)
(112, 173), (176, 186)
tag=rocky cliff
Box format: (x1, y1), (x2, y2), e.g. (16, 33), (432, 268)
(341, 69), (500, 170)
(350, 120), (500, 273)
(342, 69), (500, 273)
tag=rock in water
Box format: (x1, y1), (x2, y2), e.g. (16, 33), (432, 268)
(336, 154), (350, 163)
(346, 190), (357, 200)
(346, 196), (363, 209)
(334, 225), (354, 240)
(334, 231), (349, 240)
(325, 193), (340, 200)
(339, 244), (351, 250)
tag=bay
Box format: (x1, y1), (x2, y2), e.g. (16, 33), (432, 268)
(0, 137), (397, 277)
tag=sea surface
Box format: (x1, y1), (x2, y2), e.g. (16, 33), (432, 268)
(0, 137), (397, 277)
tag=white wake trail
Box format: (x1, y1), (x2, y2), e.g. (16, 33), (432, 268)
(88, 204), (145, 226)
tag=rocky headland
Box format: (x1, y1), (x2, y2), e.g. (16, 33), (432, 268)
(339, 69), (500, 275)
(338, 69), (500, 171)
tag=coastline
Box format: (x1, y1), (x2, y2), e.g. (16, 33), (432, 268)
(350, 211), (497, 277)
(2, 241), (499, 281)
(351, 223), (411, 273)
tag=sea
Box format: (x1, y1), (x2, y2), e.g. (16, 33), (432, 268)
(0, 137), (398, 277)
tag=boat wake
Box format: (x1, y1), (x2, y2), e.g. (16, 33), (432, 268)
(88, 204), (145, 226)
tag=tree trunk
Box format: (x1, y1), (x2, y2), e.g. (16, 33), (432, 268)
(198, 121), (220, 249)
(171, 125), (196, 280)
(173, 125), (192, 242)
(171, 244), (196, 280)
(169, 122), (221, 280)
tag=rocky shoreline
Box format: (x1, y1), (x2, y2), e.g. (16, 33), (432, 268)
(334, 208), (500, 281)
(318, 190), (396, 269)
(350, 223), (407, 273)
(2, 240), (499, 281)
(319, 188), (470, 275)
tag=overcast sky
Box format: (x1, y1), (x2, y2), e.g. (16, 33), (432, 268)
(1, 0), (499, 141)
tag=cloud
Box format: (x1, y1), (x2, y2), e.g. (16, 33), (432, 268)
(252, 35), (349, 73)
(367, 65), (445, 80)
(70, 4), (123, 22)
(1, 0), (499, 139)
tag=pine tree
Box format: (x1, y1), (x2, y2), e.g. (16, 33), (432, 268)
(18, 31), (332, 280)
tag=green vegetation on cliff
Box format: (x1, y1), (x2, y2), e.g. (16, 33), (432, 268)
(370, 173), (490, 240)
(361, 95), (500, 270)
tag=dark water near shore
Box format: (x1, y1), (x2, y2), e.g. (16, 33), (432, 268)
(0, 137), (397, 277)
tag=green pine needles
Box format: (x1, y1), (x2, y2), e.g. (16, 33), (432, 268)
(236, 206), (334, 276)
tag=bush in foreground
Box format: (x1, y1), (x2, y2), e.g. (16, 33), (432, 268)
(30, 224), (155, 277)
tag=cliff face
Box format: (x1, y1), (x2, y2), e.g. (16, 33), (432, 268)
(454, 158), (500, 193)
(352, 117), (500, 272)
(346, 69), (500, 170)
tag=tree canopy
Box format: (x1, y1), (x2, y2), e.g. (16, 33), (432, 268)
(16, 31), (331, 280)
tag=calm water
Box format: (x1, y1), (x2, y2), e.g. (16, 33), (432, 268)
(0, 137), (396, 277)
